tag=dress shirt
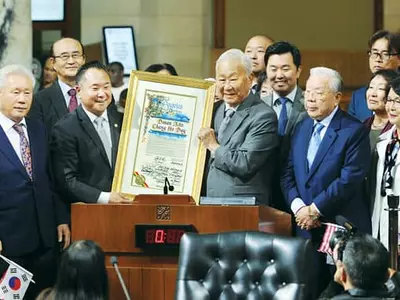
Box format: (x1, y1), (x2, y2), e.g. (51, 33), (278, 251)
(272, 86), (298, 119)
(291, 106), (339, 215)
(81, 105), (112, 204)
(58, 79), (80, 109)
(0, 112), (29, 164)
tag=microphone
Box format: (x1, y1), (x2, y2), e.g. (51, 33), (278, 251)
(163, 177), (174, 195)
(110, 256), (131, 300)
(335, 215), (357, 233)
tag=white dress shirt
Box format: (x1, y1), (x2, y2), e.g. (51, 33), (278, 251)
(81, 105), (112, 204)
(291, 106), (339, 215)
(0, 112), (29, 164)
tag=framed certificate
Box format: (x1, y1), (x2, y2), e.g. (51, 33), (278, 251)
(112, 72), (215, 203)
(102, 26), (139, 75)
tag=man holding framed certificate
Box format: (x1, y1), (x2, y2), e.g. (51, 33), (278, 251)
(198, 49), (279, 205)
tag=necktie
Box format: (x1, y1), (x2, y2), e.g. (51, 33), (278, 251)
(218, 109), (235, 142)
(278, 97), (288, 136)
(307, 122), (324, 169)
(68, 88), (78, 112)
(13, 124), (33, 180)
(94, 117), (112, 165)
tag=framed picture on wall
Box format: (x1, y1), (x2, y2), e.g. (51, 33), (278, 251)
(102, 26), (139, 75)
(112, 71), (215, 203)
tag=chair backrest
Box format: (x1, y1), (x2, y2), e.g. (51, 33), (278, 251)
(175, 231), (317, 300)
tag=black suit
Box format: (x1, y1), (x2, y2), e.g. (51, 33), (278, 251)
(30, 81), (118, 135)
(29, 81), (69, 133)
(0, 117), (69, 299)
(50, 105), (122, 203)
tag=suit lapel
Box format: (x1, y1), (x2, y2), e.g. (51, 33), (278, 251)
(51, 82), (69, 118)
(300, 118), (314, 177)
(107, 111), (121, 170)
(76, 106), (111, 168)
(218, 93), (254, 146)
(0, 126), (31, 179)
(285, 88), (305, 135)
(306, 109), (341, 180)
(213, 102), (224, 132)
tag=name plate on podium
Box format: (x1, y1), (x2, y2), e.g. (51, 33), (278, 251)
(199, 196), (257, 206)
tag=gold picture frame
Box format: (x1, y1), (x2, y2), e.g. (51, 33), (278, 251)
(112, 71), (215, 204)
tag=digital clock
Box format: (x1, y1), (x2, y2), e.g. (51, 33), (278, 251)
(135, 224), (197, 248)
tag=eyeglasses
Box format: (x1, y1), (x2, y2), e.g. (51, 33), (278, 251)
(368, 51), (398, 62)
(386, 96), (400, 108)
(304, 90), (331, 101)
(53, 53), (84, 61)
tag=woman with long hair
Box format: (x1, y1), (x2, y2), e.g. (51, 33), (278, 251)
(36, 240), (108, 300)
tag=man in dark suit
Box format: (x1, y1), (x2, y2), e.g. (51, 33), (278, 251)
(50, 61), (131, 204)
(198, 49), (278, 205)
(281, 67), (371, 292)
(0, 64), (70, 299)
(262, 41), (308, 211)
(29, 38), (86, 133)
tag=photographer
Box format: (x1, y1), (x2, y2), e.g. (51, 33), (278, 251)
(320, 233), (396, 299)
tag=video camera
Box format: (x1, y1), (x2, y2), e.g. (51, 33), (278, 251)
(328, 215), (357, 261)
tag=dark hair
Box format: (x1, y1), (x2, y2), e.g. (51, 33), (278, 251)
(369, 69), (399, 97)
(368, 30), (400, 54)
(50, 37), (85, 57)
(264, 41), (301, 69)
(107, 61), (124, 71)
(52, 240), (109, 300)
(119, 88), (128, 102)
(390, 75), (400, 96)
(76, 61), (110, 84)
(144, 63), (178, 76)
(342, 234), (389, 290)
(256, 71), (267, 93)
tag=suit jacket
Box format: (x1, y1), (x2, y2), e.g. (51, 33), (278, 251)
(29, 81), (69, 133)
(371, 127), (400, 249)
(206, 93), (279, 205)
(348, 86), (372, 122)
(0, 118), (69, 256)
(30, 81), (119, 135)
(50, 105), (122, 203)
(262, 88), (308, 211)
(281, 108), (372, 239)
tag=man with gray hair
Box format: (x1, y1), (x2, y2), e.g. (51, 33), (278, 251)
(198, 49), (278, 204)
(281, 66), (371, 292)
(0, 64), (70, 299)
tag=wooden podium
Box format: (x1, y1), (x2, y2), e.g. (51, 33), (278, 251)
(71, 195), (291, 300)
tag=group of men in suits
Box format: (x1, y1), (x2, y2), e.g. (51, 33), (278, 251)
(202, 39), (372, 292)
(0, 37), (131, 299)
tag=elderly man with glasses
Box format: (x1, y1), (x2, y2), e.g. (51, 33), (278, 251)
(28, 38), (86, 134)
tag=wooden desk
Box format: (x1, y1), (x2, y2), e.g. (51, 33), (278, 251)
(71, 201), (291, 300)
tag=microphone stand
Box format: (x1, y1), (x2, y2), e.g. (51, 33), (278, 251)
(386, 195), (400, 270)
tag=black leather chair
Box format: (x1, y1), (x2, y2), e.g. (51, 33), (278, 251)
(175, 231), (317, 300)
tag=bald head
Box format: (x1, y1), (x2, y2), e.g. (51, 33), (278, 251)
(245, 35), (274, 75)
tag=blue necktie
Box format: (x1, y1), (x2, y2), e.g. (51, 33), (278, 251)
(278, 97), (288, 136)
(307, 122), (324, 169)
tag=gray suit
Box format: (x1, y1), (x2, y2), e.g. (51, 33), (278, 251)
(206, 93), (278, 205)
(262, 87), (307, 210)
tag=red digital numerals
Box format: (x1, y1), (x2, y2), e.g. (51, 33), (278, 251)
(145, 229), (185, 244)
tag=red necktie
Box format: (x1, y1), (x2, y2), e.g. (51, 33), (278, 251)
(13, 124), (33, 180)
(68, 88), (78, 112)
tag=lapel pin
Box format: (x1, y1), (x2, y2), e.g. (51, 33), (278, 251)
(114, 124), (118, 128)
